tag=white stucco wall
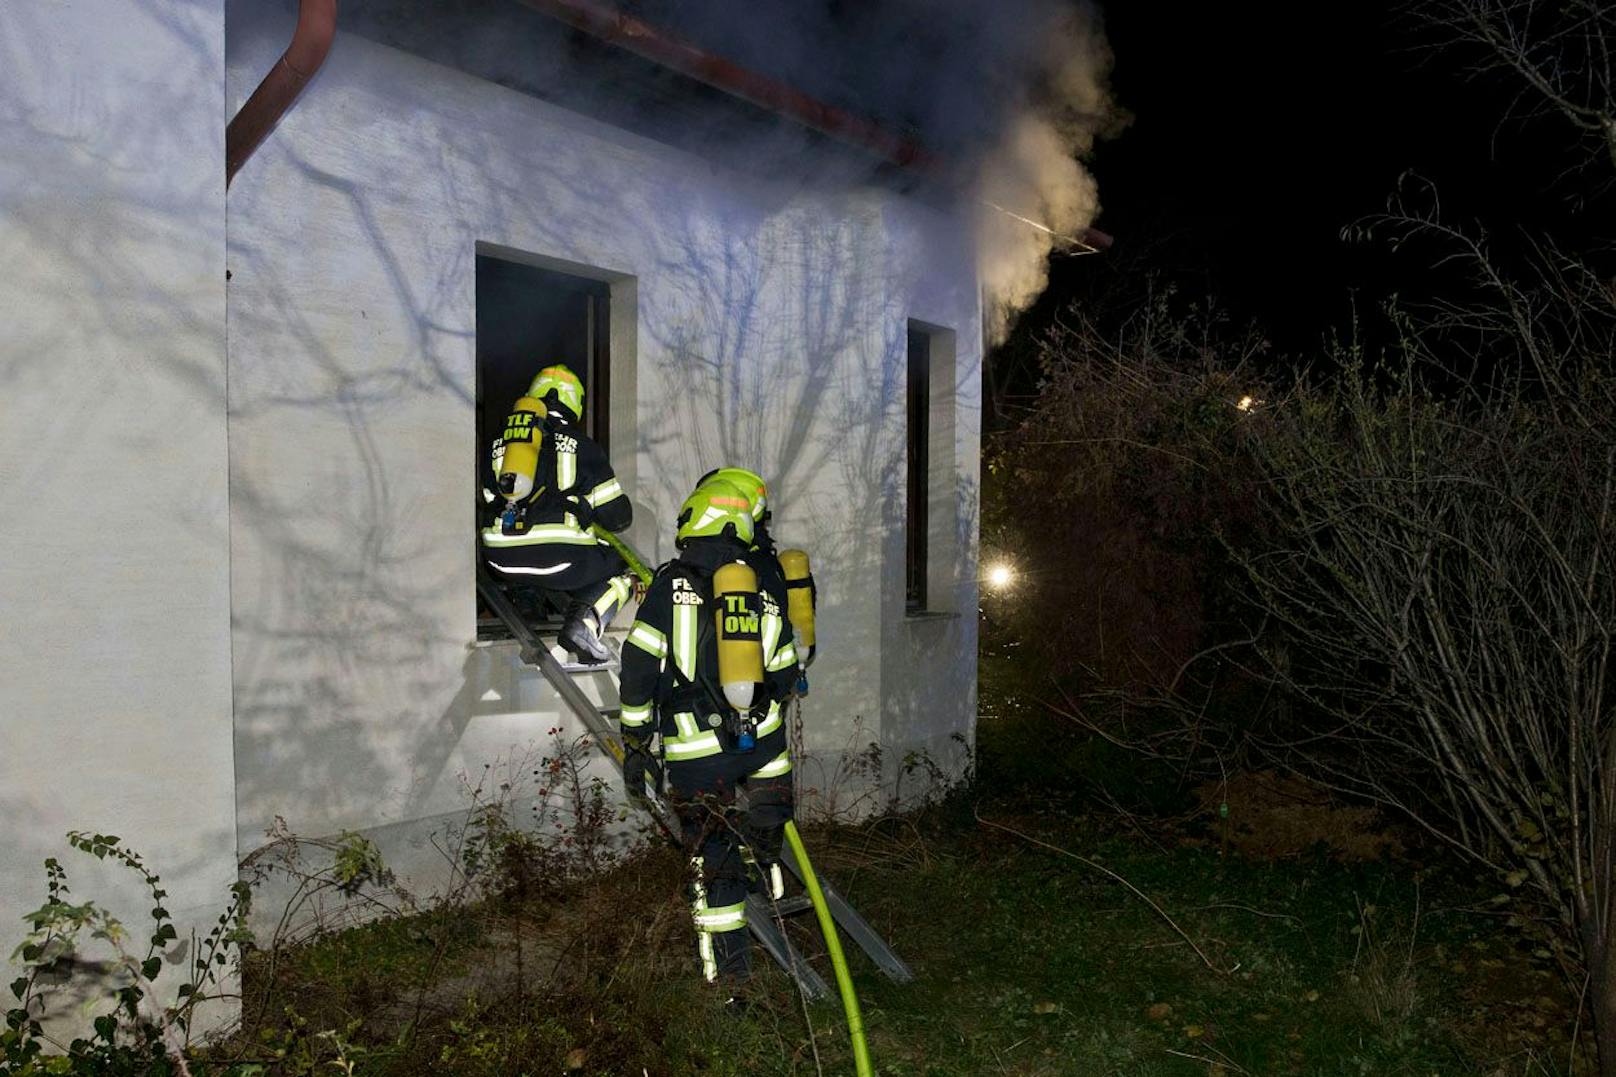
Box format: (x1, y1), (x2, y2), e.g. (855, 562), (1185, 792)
(878, 205), (983, 805)
(224, 2), (980, 886)
(0, 0), (237, 1025)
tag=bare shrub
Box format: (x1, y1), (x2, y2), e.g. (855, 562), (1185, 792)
(1410, 0), (1616, 180)
(1231, 204), (1616, 1069)
(989, 283), (1271, 693)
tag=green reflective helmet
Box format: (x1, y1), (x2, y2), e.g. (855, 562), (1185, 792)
(528, 364), (584, 422)
(676, 479), (756, 547)
(696, 466), (769, 522)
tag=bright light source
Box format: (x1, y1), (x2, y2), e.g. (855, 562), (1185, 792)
(1236, 394), (1256, 412)
(987, 563), (1015, 591)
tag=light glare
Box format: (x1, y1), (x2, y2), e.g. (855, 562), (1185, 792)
(987, 563), (1015, 590)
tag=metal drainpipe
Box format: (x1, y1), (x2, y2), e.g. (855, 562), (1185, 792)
(225, 0), (338, 186)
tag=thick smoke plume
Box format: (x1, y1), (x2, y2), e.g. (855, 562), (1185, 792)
(623, 0), (1124, 330)
(343, 0), (1123, 328)
(973, 7), (1120, 332)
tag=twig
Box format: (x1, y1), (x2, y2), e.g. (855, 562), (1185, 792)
(1569, 967), (1591, 1076)
(975, 810), (1233, 975)
(1188, 902), (1301, 925)
(1094, 784), (1170, 854)
(787, 941), (826, 1077)
(1165, 1046), (1252, 1074)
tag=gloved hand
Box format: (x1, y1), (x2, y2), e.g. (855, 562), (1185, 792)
(563, 494), (596, 529)
(622, 734), (663, 804)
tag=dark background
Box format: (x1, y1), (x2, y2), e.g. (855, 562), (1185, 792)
(1006, 0), (1604, 368)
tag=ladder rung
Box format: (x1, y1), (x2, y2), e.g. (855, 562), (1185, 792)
(770, 894), (814, 916)
(557, 659), (620, 674)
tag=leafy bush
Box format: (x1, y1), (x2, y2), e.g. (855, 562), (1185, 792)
(3, 834), (252, 1077)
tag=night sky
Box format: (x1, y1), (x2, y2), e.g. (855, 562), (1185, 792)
(1017, 0), (1602, 359)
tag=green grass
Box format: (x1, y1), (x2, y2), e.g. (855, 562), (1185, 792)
(839, 824), (1535, 1076)
(210, 650), (1582, 1075)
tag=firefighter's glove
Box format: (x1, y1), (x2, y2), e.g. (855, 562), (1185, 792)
(622, 734), (663, 805)
(563, 494), (596, 529)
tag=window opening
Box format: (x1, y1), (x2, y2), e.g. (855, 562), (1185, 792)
(906, 325), (931, 612)
(475, 254), (612, 638)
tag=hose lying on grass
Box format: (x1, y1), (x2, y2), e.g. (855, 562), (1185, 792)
(784, 820), (873, 1077)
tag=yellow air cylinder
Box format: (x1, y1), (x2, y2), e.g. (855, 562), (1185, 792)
(713, 561), (764, 711)
(778, 549), (816, 663)
(496, 395), (547, 500)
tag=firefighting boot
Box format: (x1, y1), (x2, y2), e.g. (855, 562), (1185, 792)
(559, 606), (613, 665)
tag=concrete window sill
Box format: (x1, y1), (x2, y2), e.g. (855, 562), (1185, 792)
(904, 609), (960, 623)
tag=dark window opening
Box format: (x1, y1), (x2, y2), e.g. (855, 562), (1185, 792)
(906, 325), (930, 613)
(475, 254), (611, 638)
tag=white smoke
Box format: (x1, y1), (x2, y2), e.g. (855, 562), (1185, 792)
(602, 0), (1124, 329)
(974, 5), (1120, 336)
(340, 0), (1125, 328)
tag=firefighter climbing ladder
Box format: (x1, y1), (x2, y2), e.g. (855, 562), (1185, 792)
(476, 565), (914, 1001)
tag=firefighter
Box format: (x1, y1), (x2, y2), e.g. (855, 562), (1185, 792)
(617, 479), (800, 986)
(480, 364), (634, 664)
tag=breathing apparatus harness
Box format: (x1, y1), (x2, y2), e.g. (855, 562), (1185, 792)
(495, 403), (596, 537)
(656, 547), (769, 755)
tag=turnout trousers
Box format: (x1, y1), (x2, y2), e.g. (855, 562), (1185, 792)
(667, 726), (794, 984)
(482, 542), (634, 625)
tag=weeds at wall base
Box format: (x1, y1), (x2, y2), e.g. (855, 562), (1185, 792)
(3, 702), (1594, 1075)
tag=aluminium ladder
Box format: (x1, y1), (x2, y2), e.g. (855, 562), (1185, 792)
(476, 566), (913, 999)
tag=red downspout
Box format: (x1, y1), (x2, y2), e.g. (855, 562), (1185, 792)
(516, 0), (1112, 251)
(225, 0), (338, 186)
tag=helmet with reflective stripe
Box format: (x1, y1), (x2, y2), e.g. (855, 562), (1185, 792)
(676, 479), (755, 547)
(528, 364), (584, 422)
(696, 466), (768, 522)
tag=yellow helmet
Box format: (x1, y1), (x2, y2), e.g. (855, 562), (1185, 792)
(676, 479), (755, 547)
(528, 364), (584, 422)
(697, 466), (768, 522)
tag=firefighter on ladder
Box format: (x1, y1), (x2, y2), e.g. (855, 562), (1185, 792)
(617, 478), (801, 987)
(480, 364), (635, 664)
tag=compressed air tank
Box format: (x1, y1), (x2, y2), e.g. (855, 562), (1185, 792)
(778, 549), (816, 664)
(496, 395), (547, 500)
(713, 561), (764, 711)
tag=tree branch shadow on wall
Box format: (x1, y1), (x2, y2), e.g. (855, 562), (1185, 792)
(225, 0), (976, 925)
(2, 0), (258, 1025)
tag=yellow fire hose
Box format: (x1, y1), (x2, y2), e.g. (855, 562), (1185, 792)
(591, 525), (654, 585)
(784, 820), (873, 1077)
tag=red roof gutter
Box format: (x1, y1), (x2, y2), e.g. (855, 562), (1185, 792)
(517, 0), (936, 170)
(516, 0), (1110, 252)
(226, 0), (338, 186)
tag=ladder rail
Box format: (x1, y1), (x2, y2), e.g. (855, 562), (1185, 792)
(475, 567), (831, 999)
(781, 847), (914, 983)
